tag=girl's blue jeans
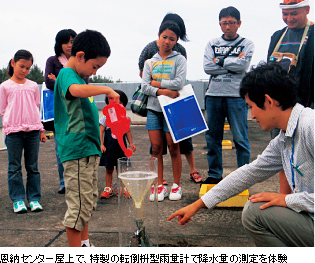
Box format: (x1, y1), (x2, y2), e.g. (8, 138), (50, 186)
(205, 96), (251, 179)
(5, 130), (41, 202)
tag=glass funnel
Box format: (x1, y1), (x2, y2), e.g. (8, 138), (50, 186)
(118, 156), (158, 247)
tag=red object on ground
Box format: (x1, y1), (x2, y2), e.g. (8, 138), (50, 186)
(103, 100), (133, 158)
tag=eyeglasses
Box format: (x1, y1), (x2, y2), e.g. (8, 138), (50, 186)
(219, 21), (238, 27)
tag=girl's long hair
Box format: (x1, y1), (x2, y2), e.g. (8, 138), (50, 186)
(158, 20), (181, 39)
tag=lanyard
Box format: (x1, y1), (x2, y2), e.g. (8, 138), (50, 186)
(290, 131), (304, 190)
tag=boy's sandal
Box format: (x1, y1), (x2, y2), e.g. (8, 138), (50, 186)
(190, 171), (203, 183)
(163, 180), (168, 185)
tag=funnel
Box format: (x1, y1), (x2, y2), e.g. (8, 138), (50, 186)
(118, 156), (159, 247)
(103, 100), (133, 157)
(119, 171), (157, 209)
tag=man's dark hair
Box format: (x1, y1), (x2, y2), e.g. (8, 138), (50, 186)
(240, 63), (299, 110)
(54, 29), (77, 57)
(219, 6), (241, 21)
(105, 89), (128, 107)
(71, 29), (111, 61)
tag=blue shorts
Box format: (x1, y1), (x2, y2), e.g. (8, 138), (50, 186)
(146, 110), (170, 133)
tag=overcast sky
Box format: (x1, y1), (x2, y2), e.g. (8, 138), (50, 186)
(0, 0), (314, 82)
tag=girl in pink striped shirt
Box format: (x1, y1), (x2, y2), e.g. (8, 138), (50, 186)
(0, 50), (46, 214)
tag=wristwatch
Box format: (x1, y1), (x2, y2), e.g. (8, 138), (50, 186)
(215, 58), (220, 64)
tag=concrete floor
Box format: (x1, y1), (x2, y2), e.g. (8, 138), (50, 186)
(0, 121), (278, 247)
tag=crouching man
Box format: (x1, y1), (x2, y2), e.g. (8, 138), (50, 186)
(168, 63), (314, 247)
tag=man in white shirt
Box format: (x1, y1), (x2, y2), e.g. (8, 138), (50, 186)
(168, 63), (314, 247)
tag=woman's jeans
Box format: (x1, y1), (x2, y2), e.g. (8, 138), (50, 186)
(205, 96), (251, 179)
(53, 132), (64, 187)
(5, 130), (41, 202)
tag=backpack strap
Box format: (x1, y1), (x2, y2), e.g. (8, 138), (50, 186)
(208, 37), (246, 85)
(211, 37), (245, 61)
(296, 20), (311, 61)
(145, 59), (153, 74)
(272, 28), (289, 54)
(223, 37), (245, 59)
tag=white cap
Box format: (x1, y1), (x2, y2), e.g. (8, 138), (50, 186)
(279, 0), (310, 9)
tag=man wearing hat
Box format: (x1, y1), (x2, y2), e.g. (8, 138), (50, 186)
(268, 0), (314, 110)
(268, 0), (314, 197)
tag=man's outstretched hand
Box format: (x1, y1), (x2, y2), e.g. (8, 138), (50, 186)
(168, 199), (205, 225)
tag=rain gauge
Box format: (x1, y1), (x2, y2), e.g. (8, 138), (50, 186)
(118, 156), (158, 247)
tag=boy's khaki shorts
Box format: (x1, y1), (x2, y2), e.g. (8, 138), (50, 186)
(63, 155), (99, 231)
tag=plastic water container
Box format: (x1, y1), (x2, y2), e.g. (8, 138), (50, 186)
(103, 100), (133, 157)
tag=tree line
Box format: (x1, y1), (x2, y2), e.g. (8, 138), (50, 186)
(0, 65), (118, 84)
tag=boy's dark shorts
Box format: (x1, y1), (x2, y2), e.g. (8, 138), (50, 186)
(179, 137), (194, 154)
(62, 155), (99, 231)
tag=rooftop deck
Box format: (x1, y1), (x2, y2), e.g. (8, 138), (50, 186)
(0, 120), (277, 247)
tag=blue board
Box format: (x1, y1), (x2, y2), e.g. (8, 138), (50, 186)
(163, 94), (208, 142)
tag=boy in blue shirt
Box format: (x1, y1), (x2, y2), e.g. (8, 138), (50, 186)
(54, 29), (120, 247)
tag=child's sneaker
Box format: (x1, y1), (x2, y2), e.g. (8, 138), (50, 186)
(13, 201), (27, 213)
(149, 185), (155, 201)
(169, 183), (182, 201)
(123, 187), (131, 198)
(29, 201), (43, 212)
(82, 243), (95, 247)
(100, 187), (113, 199)
(149, 185), (168, 202)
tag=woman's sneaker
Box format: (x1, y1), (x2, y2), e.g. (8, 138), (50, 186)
(169, 183), (182, 201)
(101, 187), (113, 199)
(149, 185), (168, 202)
(13, 201), (27, 213)
(29, 201), (43, 212)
